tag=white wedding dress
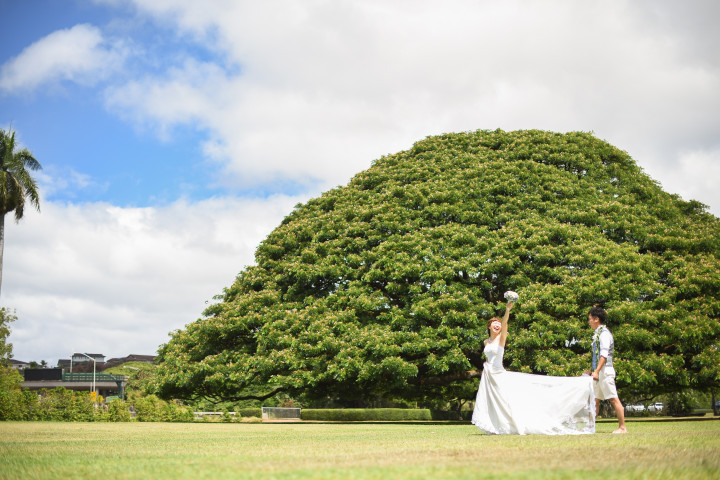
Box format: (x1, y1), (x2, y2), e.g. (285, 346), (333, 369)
(471, 340), (595, 435)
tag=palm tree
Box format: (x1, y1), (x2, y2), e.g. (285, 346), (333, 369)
(0, 128), (42, 296)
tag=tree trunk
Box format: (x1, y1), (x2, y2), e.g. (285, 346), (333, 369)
(0, 213), (4, 297)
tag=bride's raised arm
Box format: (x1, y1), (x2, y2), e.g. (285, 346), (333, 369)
(498, 302), (513, 347)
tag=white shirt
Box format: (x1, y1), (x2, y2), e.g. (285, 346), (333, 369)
(594, 326), (614, 368)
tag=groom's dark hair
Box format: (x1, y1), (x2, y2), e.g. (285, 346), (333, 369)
(588, 306), (607, 324)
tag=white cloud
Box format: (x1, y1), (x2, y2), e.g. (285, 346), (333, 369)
(97, 0), (720, 214)
(4, 193), (309, 366)
(35, 166), (109, 201)
(0, 24), (129, 93)
(104, 59), (231, 140)
(651, 148), (720, 210)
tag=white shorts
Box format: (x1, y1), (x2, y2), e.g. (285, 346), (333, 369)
(593, 366), (618, 400)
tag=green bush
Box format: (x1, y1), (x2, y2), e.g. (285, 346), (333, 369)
(18, 390), (39, 420)
(1, 373), (109, 422)
(2, 373), (196, 423)
(133, 395), (193, 422)
(236, 407), (262, 418)
(300, 408), (432, 422)
(32, 388), (96, 421)
(0, 367), (26, 420)
(220, 408), (233, 423)
(105, 399), (133, 422)
(168, 400), (194, 422)
(667, 392), (694, 416)
(134, 394), (168, 422)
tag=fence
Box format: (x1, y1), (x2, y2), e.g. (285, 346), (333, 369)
(62, 373), (127, 382)
(262, 407), (302, 421)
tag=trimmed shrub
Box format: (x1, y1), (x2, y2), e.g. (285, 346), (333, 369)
(430, 410), (472, 421)
(241, 416), (263, 423)
(106, 399), (133, 422)
(236, 407), (262, 418)
(300, 408), (432, 422)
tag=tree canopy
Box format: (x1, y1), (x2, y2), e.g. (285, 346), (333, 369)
(152, 130), (720, 405)
(0, 127), (42, 295)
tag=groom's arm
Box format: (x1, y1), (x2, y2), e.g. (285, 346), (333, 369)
(592, 356), (607, 380)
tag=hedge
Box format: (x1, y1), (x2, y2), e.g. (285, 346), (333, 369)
(300, 408), (432, 422)
(236, 407), (262, 418)
(429, 410), (472, 421)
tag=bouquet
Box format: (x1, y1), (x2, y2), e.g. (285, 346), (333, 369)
(504, 291), (519, 303)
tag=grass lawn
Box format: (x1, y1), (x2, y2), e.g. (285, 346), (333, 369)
(1, 418), (719, 479)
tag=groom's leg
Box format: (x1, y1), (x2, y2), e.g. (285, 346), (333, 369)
(609, 397), (627, 433)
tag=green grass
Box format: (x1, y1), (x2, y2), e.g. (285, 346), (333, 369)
(1, 419), (719, 479)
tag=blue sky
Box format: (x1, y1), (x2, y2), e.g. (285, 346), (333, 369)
(1, 0), (227, 206)
(2, 0), (719, 366)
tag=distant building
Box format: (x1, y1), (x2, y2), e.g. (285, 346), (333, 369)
(22, 368), (127, 399)
(71, 353), (106, 365)
(9, 359), (29, 371)
(56, 353), (107, 372)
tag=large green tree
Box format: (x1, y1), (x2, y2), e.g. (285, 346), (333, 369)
(152, 130), (720, 405)
(0, 128), (42, 296)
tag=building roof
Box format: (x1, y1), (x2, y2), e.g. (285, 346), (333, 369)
(72, 353), (105, 358)
(9, 359), (30, 369)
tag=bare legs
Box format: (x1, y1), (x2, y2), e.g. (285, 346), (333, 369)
(595, 397), (627, 433)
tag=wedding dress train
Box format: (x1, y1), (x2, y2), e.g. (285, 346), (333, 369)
(471, 341), (595, 435)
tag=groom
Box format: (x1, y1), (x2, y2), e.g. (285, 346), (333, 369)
(585, 306), (627, 434)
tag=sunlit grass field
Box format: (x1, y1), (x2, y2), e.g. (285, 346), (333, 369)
(1, 419), (719, 479)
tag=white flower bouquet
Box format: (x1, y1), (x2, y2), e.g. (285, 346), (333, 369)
(504, 291), (519, 303)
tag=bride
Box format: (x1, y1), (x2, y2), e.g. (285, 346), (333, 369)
(471, 293), (595, 435)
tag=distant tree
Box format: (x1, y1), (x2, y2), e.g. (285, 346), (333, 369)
(0, 128), (42, 296)
(0, 308), (23, 420)
(0, 307), (16, 366)
(0, 365), (26, 420)
(104, 361), (156, 397)
(151, 130), (720, 405)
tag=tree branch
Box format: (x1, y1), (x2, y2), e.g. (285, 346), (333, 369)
(225, 387), (286, 401)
